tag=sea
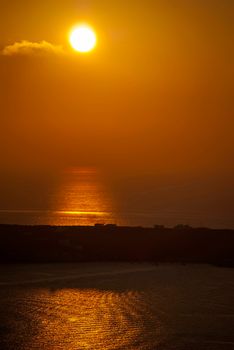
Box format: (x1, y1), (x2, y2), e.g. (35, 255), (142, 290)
(0, 263), (234, 350)
(1, 168), (234, 349)
(0, 167), (233, 228)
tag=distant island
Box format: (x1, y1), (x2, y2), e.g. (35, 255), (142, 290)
(0, 224), (233, 267)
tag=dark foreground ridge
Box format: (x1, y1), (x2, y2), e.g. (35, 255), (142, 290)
(0, 224), (234, 266)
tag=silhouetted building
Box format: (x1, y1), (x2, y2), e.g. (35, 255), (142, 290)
(154, 225), (165, 229)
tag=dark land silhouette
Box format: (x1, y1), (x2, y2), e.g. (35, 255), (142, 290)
(0, 224), (234, 266)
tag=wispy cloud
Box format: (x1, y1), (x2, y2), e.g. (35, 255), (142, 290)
(2, 40), (64, 56)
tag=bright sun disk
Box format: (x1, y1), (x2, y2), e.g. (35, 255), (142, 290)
(69, 25), (96, 53)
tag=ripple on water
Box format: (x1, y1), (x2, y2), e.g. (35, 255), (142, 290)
(13, 289), (163, 350)
(1, 264), (234, 350)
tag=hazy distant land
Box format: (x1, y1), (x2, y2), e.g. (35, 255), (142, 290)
(1, 224), (233, 266)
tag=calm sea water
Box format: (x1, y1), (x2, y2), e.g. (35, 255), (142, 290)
(0, 263), (234, 350)
(1, 167), (233, 228)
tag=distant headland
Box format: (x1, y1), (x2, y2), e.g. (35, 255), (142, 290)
(0, 224), (233, 267)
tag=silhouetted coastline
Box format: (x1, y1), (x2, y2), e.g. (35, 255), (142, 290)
(0, 224), (234, 267)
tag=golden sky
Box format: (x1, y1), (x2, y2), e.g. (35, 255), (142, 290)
(0, 0), (233, 178)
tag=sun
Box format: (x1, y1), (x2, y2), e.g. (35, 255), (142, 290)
(69, 25), (97, 53)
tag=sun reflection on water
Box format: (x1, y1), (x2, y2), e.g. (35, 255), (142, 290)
(49, 167), (117, 226)
(24, 288), (160, 350)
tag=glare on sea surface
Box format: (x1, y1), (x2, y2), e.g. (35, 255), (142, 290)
(48, 167), (116, 226)
(26, 288), (148, 349)
(69, 25), (97, 53)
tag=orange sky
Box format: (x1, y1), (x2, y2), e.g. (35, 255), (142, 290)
(0, 1), (234, 226)
(1, 0), (233, 174)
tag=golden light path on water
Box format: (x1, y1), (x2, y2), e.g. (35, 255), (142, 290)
(1, 264), (165, 350)
(25, 289), (149, 349)
(49, 167), (117, 226)
(1, 264), (234, 349)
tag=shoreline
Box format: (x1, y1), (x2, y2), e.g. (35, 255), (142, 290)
(0, 224), (233, 266)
